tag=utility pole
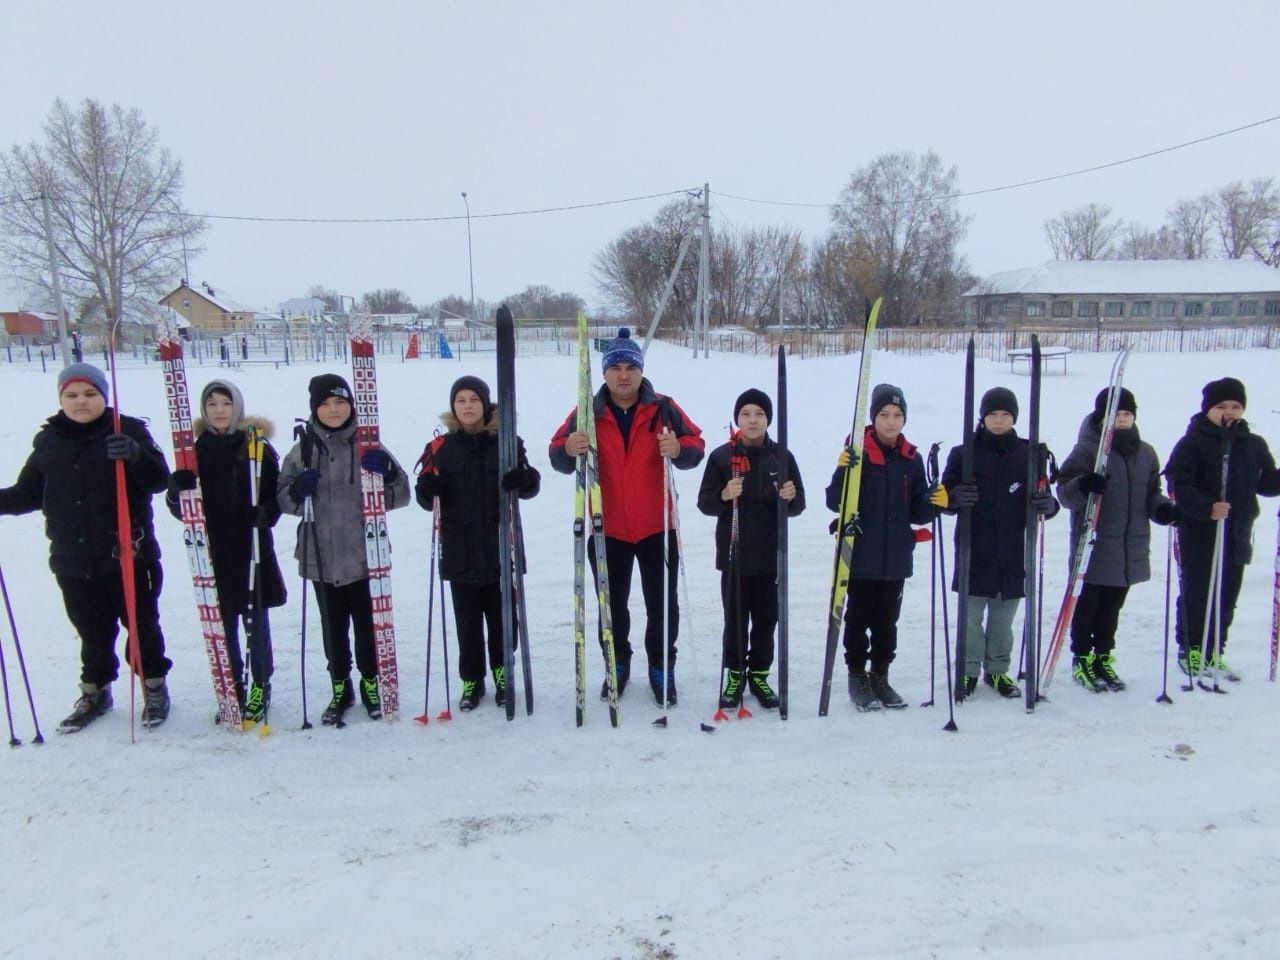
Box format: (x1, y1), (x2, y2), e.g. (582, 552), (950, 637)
(696, 182), (711, 358)
(462, 192), (475, 323)
(40, 191), (71, 369)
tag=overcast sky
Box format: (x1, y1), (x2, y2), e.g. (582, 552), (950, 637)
(3, 0), (1278, 314)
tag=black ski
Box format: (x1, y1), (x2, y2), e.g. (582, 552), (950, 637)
(495, 305), (529, 719)
(776, 345), (789, 720)
(953, 338), (976, 703)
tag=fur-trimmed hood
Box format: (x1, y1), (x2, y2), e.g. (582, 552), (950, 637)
(438, 404), (502, 435)
(193, 414), (275, 440)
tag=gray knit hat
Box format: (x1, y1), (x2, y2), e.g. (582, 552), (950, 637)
(57, 362), (108, 399)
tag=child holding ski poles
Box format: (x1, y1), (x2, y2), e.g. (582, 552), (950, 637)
(278, 374), (411, 725)
(937, 386), (1059, 699)
(1055, 387), (1176, 692)
(1166, 377), (1280, 681)
(826, 384), (934, 711)
(0, 363), (173, 732)
(414, 376), (540, 712)
(165, 379), (286, 722)
(697, 388), (805, 710)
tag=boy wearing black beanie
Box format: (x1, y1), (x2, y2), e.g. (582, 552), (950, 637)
(1166, 377), (1280, 680)
(697, 388), (805, 710)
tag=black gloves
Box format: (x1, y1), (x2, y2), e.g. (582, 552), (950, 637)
(360, 449), (399, 481)
(290, 469), (320, 500)
(950, 483), (980, 508)
(1079, 472), (1108, 495)
(1031, 490), (1057, 516)
(106, 433), (141, 463)
(169, 469), (198, 494)
(501, 465), (535, 492)
(1152, 501), (1178, 526)
(415, 472), (440, 508)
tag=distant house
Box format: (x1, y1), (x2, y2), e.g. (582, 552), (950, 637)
(158, 281), (256, 334)
(1, 310), (59, 339)
(964, 260), (1280, 325)
(279, 296), (328, 317)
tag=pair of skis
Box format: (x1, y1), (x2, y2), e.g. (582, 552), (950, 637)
(573, 311), (619, 726)
(818, 299), (881, 717)
(1039, 347), (1131, 692)
(496, 306), (534, 720)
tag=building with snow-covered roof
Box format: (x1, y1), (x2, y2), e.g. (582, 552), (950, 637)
(158, 281), (257, 333)
(963, 260), (1280, 325)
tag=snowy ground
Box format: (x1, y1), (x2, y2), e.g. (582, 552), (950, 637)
(1, 342), (1278, 959)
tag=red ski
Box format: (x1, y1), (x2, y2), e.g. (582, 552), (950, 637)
(156, 318), (241, 728)
(350, 320), (399, 718)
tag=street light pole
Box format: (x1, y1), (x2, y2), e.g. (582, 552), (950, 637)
(461, 191), (475, 322)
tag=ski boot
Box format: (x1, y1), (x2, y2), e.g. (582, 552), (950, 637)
(848, 672), (882, 712)
(867, 671), (906, 709)
(747, 670), (780, 709)
(458, 678), (485, 711)
(719, 668), (743, 709)
(492, 666), (507, 708)
(58, 683), (113, 734)
(322, 678), (354, 726)
(243, 682), (272, 722)
(1072, 653), (1107, 692)
(599, 660), (630, 701)
(360, 677), (382, 720)
(985, 672), (1020, 699)
(141, 678), (171, 728)
(1093, 652), (1126, 691)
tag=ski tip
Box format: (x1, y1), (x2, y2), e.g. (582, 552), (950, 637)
(436, 710), (453, 722)
(651, 716), (668, 728)
(700, 723), (716, 733)
(413, 714), (429, 725)
(712, 709), (729, 723)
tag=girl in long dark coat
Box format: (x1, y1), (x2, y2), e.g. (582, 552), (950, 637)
(166, 379), (286, 722)
(1055, 388), (1175, 692)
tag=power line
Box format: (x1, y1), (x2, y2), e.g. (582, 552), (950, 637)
(192, 187), (700, 224)
(717, 113), (1280, 210)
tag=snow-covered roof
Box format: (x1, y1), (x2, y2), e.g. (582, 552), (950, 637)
(968, 260), (1280, 296)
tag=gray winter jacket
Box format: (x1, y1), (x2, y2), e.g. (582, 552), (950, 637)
(277, 417), (411, 586)
(1055, 415), (1170, 588)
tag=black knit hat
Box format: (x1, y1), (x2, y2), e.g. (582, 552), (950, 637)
(980, 386), (1019, 422)
(1091, 386), (1137, 425)
(308, 373), (353, 417)
(450, 375), (493, 423)
(733, 388), (773, 425)
(870, 383), (907, 422)
(1201, 377), (1247, 414)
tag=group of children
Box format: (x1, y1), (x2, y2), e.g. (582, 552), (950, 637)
(1, 342), (1276, 733)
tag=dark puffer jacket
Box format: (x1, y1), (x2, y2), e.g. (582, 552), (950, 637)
(826, 426), (933, 581)
(941, 427), (1059, 599)
(1056, 416), (1170, 587)
(1165, 414), (1280, 566)
(165, 416), (287, 615)
(696, 435), (805, 574)
(0, 409), (169, 578)
(415, 406), (540, 584)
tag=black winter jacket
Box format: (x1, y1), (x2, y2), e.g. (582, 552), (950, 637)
(1056, 417), (1171, 588)
(941, 427), (1059, 599)
(1165, 414), (1280, 567)
(825, 427), (933, 581)
(415, 408), (540, 584)
(0, 409), (169, 578)
(165, 417), (287, 615)
(696, 436), (805, 574)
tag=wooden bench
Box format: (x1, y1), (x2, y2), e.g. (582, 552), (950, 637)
(218, 358), (285, 370)
(1007, 346), (1069, 375)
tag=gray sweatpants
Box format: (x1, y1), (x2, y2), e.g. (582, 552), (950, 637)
(963, 593), (1022, 678)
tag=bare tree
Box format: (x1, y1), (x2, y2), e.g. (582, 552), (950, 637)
(0, 98), (206, 331)
(1211, 178), (1279, 260)
(593, 197), (700, 330)
(1043, 203), (1122, 261)
(1165, 196), (1214, 259)
(361, 287), (416, 314)
(306, 285), (342, 311)
(829, 150), (970, 326)
(501, 284), (584, 319)
(1117, 222), (1181, 260)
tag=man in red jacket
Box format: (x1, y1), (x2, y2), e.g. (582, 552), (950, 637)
(550, 328), (704, 705)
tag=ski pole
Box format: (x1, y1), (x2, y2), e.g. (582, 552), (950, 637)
(438, 546), (452, 720)
(0, 560), (42, 745)
(246, 424), (268, 730)
(1157, 522), (1174, 704)
(658, 428), (672, 719)
(923, 443), (941, 707)
(937, 510), (958, 733)
(415, 497), (441, 725)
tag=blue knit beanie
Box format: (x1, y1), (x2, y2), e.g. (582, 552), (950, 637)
(58, 362), (109, 399)
(601, 328), (643, 373)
